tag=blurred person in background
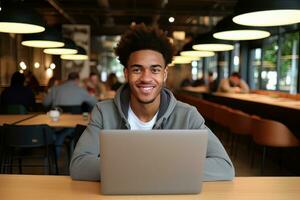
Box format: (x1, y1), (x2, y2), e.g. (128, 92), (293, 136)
(106, 73), (122, 91)
(1, 71), (35, 112)
(217, 72), (249, 93)
(25, 70), (40, 95)
(207, 71), (218, 93)
(87, 72), (107, 97)
(43, 72), (97, 108)
(46, 77), (60, 93)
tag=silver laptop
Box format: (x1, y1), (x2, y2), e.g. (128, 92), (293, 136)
(99, 129), (208, 195)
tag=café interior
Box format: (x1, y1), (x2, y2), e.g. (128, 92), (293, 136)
(0, 0), (300, 199)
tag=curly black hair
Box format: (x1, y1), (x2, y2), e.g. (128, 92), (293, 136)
(114, 24), (175, 67)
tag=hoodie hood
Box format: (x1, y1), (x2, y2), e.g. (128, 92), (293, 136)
(113, 84), (177, 129)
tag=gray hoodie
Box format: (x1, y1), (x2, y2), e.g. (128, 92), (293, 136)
(70, 84), (235, 181)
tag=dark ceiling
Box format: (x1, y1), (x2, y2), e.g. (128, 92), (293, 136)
(24, 0), (238, 36)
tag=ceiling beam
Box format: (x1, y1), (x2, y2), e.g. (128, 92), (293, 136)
(91, 23), (211, 35)
(152, 0), (168, 26)
(39, 8), (233, 17)
(47, 0), (76, 24)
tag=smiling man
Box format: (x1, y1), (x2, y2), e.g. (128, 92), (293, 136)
(70, 24), (234, 181)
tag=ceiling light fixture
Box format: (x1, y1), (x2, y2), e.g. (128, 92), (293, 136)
(44, 38), (78, 55)
(172, 56), (197, 64)
(0, 2), (45, 34)
(22, 28), (64, 48)
(180, 41), (215, 58)
(180, 51), (215, 57)
(192, 33), (234, 52)
(60, 46), (88, 60)
(232, 0), (300, 27)
(213, 16), (271, 40)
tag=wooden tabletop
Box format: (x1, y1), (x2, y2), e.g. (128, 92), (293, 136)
(16, 114), (89, 128)
(0, 175), (299, 200)
(214, 92), (300, 110)
(0, 114), (36, 126)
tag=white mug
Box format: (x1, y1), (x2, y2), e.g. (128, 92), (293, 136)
(48, 110), (60, 122)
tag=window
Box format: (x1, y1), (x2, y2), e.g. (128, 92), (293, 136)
(191, 60), (203, 80)
(205, 54), (218, 79)
(278, 32), (299, 93)
(96, 35), (124, 82)
(232, 43), (240, 73)
(261, 36), (278, 90)
(249, 48), (262, 89)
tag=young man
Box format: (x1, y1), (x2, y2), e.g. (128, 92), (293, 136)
(217, 72), (250, 93)
(70, 24), (234, 181)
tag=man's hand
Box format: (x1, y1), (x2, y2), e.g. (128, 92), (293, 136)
(233, 87), (241, 93)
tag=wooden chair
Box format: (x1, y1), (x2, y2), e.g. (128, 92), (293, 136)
(213, 105), (232, 143)
(250, 117), (300, 175)
(228, 110), (252, 158)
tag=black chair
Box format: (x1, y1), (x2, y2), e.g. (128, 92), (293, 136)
(66, 124), (86, 163)
(2, 124), (58, 175)
(3, 104), (28, 114)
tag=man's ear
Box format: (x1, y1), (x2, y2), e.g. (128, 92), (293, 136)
(164, 66), (168, 82)
(124, 67), (129, 82)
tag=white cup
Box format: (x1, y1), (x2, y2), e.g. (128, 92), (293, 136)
(48, 110), (60, 122)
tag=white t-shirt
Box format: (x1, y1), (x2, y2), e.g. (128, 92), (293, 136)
(128, 105), (158, 130)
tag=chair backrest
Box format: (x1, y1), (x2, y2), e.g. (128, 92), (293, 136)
(228, 110), (252, 135)
(197, 100), (217, 122)
(250, 117), (300, 147)
(57, 105), (82, 114)
(4, 104), (27, 114)
(214, 105), (232, 128)
(3, 124), (54, 148)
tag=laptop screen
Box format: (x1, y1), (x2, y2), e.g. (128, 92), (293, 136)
(99, 129), (208, 195)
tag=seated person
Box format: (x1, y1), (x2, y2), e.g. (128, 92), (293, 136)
(70, 24), (234, 182)
(217, 72), (249, 93)
(207, 71), (218, 93)
(1, 71), (35, 112)
(43, 72), (97, 109)
(106, 73), (122, 91)
(43, 72), (97, 158)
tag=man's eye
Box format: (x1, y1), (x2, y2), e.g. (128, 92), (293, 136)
(151, 68), (161, 73)
(132, 68), (141, 73)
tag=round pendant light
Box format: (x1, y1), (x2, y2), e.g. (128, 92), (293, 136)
(44, 38), (78, 55)
(180, 51), (215, 58)
(22, 28), (65, 48)
(213, 16), (271, 41)
(172, 56), (197, 64)
(192, 33), (234, 52)
(61, 46), (88, 60)
(0, 2), (45, 34)
(180, 41), (215, 57)
(233, 0), (300, 27)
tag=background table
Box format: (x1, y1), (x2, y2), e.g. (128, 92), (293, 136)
(16, 114), (89, 128)
(0, 175), (299, 200)
(213, 92), (300, 110)
(202, 92), (300, 137)
(0, 114), (36, 126)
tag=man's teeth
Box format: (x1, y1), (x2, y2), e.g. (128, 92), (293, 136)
(142, 87), (152, 90)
